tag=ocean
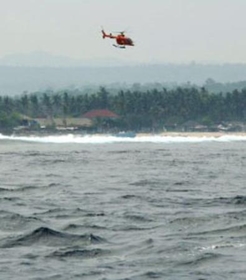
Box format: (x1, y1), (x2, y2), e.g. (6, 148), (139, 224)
(0, 133), (246, 280)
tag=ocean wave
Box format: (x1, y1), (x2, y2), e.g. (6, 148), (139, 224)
(1, 133), (246, 144)
(0, 226), (107, 248)
(0, 211), (42, 232)
(192, 223), (246, 237)
(178, 251), (222, 267)
(174, 195), (246, 209)
(217, 195), (246, 205)
(49, 247), (110, 259)
(63, 223), (107, 231)
(199, 242), (246, 252)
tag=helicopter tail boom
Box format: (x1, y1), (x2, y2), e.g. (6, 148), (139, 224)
(101, 30), (115, 39)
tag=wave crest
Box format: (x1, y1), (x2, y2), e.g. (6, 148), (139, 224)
(1, 133), (246, 144)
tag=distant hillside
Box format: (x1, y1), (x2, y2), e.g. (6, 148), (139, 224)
(1, 63), (246, 95)
(0, 51), (135, 68)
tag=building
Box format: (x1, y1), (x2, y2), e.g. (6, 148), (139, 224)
(82, 109), (119, 119)
(82, 109), (120, 132)
(34, 117), (92, 129)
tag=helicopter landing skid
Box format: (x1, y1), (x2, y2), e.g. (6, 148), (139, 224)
(113, 44), (126, 49)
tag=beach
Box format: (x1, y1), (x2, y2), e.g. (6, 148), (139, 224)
(139, 131), (246, 138)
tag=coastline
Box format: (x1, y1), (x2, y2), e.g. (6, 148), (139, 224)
(5, 130), (246, 138)
(137, 131), (246, 138)
(1, 130), (246, 144)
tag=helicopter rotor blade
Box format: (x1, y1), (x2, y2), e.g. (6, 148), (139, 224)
(113, 30), (126, 34)
(112, 27), (129, 34)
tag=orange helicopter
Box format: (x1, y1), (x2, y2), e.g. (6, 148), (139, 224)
(101, 28), (134, 48)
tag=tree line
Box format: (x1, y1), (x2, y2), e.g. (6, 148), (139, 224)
(0, 86), (246, 131)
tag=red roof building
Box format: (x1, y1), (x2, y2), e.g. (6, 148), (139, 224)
(83, 109), (119, 119)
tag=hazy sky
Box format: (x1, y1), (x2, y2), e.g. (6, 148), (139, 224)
(1, 0), (246, 64)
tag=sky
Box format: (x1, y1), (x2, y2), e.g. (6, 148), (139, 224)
(1, 0), (246, 64)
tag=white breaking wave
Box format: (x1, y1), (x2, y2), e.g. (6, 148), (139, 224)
(1, 133), (246, 144)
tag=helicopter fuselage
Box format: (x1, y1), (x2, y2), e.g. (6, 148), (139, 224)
(102, 30), (134, 47)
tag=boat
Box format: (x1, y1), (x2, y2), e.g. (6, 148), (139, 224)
(114, 131), (136, 138)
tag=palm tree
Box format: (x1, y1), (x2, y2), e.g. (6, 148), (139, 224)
(42, 93), (55, 126)
(62, 92), (69, 127)
(29, 94), (40, 117)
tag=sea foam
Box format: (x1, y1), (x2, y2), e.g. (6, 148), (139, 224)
(1, 133), (246, 144)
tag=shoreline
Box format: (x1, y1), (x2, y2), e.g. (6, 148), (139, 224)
(3, 130), (246, 138)
(133, 131), (246, 138)
(150, 131), (246, 138)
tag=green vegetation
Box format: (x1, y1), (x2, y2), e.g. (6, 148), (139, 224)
(0, 86), (246, 132)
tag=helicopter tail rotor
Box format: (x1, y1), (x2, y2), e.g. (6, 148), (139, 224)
(102, 30), (106, 39)
(101, 26), (106, 38)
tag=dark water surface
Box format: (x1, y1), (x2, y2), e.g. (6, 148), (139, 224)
(0, 134), (246, 279)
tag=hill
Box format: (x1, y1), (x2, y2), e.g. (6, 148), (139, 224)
(1, 62), (246, 95)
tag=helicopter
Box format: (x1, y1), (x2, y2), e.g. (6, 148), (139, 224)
(101, 28), (134, 48)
